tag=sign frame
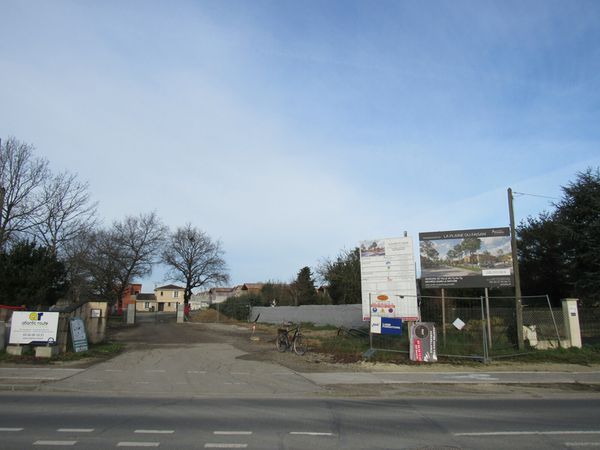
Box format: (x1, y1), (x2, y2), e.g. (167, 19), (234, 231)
(9, 311), (60, 345)
(419, 227), (514, 289)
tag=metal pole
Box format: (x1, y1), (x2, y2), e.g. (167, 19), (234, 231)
(441, 288), (446, 348)
(217, 302), (220, 323)
(485, 287), (492, 350)
(480, 296), (489, 363)
(546, 295), (563, 349)
(369, 293), (373, 351)
(508, 188), (524, 350)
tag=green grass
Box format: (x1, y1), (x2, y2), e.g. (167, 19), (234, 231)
(493, 344), (600, 365)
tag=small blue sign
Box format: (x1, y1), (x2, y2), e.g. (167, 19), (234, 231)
(381, 318), (402, 335)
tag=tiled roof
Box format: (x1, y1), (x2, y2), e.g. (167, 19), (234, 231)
(136, 293), (156, 301)
(155, 284), (185, 291)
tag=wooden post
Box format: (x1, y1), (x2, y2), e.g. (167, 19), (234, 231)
(508, 188), (524, 350)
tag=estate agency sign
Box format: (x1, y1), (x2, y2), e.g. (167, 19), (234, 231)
(360, 236), (419, 321)
(419, 227), (514, 289)
(9, 311), (60, 344)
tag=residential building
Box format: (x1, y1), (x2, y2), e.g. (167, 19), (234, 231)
(135, 293), (157, 312)
(154, 284), (186, 312)
(190, 291), (210, 310)
(208, 287), (235, 304)
(121, 283), (142, 312)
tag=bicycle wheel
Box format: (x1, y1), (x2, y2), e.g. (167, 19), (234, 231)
(276, 333), (288, 352)
(293, 334), (307, 355)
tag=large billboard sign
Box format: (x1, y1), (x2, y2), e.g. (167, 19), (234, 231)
(360, 236), (419, 321)
(9, 311), (60, 344)
(419, 227), (514, 289)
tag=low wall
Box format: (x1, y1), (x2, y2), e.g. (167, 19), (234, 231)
(56, 301), (108, 353)
(251, 304), (364, 328)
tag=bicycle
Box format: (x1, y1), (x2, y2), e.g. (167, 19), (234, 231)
(275, 322), (307, 355)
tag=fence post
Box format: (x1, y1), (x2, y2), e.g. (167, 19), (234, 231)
(562, 298), (582, 348)
(485, 288), (492, 350)
(480, 296), (489, 363)
(441, 289), (447, 348)
(546, 295), (563, 348)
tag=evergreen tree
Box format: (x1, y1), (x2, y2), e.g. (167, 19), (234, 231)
(0, 240), (68, 307)
(292, 266), (318, 305)
(318, 248), (361, 304)
(518, 167), (600, 305)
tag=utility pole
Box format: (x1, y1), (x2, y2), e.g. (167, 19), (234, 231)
(508, 188), (524, 350)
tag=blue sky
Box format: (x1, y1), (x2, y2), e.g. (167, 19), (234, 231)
(1, 1), (599, 289)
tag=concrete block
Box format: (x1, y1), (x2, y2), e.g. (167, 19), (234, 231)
(35, 346), (59, 358)
(6, 345), (31, 356)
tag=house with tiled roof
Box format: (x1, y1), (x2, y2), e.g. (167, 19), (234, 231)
(154, 284), (186, 312)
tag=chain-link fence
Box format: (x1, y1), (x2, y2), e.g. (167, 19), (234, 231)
(579, 307), (600, 345)
(366, 294), (566, 362)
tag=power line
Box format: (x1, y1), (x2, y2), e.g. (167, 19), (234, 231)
(513, 191), (559, 200)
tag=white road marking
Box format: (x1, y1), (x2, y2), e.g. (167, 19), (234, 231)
(135, 382), (151, 385)
(566, 444), (600, 447)
(230, 372), (250, 375)
(213, 431), (252, 435)
(456, 431), (600, 436)
(290, 432), (334, 436)
(187, 370), (207, 374)
(0, 428), (23, 432)
(223, 382), (247, 385)
(117, 443), (160, 447)
(104, 369), (123, 372)
(135, 430), (174, 434)
(34, 440), (77, 446)
(204, 445), (247, 448)
(57, 428), (94, 433)
(0, 376), (65, 380)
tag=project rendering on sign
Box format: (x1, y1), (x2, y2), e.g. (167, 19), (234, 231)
(9, 311), (60, 344)
(360, 236), (419, 321)
(419, 227), (514, 289)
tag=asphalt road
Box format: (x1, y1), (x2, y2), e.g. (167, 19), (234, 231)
(0, 393), (599, 449)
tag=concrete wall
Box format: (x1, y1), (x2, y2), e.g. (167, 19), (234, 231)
(57, 301), (108, 353)
(251, 304), (365, 328)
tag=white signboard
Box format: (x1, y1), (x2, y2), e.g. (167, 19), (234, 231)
(9, 311), (60, 344)
(360, 236), (419, 321)
(370, 316), (382, 334)
(70, 317), (88, 352)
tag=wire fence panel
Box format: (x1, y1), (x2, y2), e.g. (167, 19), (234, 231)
(420, 296), (487, 360)
(370, 294), (566, 361)
(579, 307), (600, 345)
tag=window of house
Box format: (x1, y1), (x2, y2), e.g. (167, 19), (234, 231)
(144, 302), (150, 309)
(173, 291), (179, 298)
(160, 291), (163, 296)
(167, 302), (171, 307)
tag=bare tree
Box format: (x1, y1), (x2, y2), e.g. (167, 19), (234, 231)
(0, 137), (49, 249)
(162, 224), (229, 303)
(87, 212), (167, 308)
(32, 171), (97, 256)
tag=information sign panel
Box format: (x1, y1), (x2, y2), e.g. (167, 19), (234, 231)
(419, 227), (514, 289)
(360, 236), (419, 321)
(9, 312), (59, 344)
(70, 317), (88, 353)
(410, 322), (437, 362)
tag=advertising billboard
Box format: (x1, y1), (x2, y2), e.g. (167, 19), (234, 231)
(419, 227), (514, 289)
(360, 236), (419, 321)
(9, 311), (60, 344)
(410, 322), (437, 362)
